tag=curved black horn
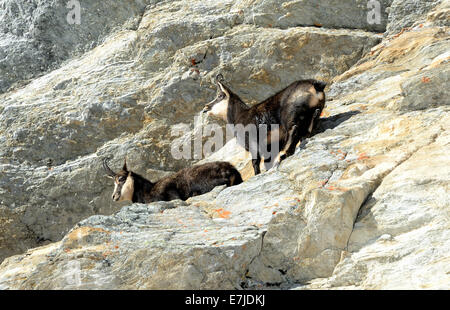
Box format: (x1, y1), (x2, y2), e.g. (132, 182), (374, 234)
(103, 157), (116, 177)
(215, 73), (224, 84)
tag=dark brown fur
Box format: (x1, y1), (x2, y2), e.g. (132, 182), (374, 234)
(203, 75), (326, 175)
(104, 159), (243, 203)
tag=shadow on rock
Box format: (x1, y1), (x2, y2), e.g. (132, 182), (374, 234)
(315, 110), (361, 134)
(295, 110), (361, 150)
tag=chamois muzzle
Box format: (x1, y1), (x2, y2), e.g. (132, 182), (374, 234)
(103, 157), (116, 177)
(202, 102), (213, 113)
(112, 192), (121, 201)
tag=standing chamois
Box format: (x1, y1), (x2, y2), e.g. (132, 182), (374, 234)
(202, 74), (326, 175)
(103, 158), (242, 203)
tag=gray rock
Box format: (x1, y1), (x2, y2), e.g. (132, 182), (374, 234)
(0, 0), (151, 93)
(0, 0), (449, 290)
(386, 0), (444, 35)
(298, 125), (450, 289)
(400, 63), (450, 111)
(2, 102), (448, 288)
(233, 0), (394, 32)
(0, 2), (380, 168)
(0, 1), (384, 262)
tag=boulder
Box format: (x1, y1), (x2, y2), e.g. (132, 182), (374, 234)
(386, 0), (446, 36)
(0, 0), (151, 93)
(233, 0), (394, 32)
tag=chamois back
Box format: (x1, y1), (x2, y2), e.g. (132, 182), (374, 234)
(203, 75), (326, 174)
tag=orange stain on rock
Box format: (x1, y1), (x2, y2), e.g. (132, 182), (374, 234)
(319, 180), (329, 187)
(214, 208), (231, 219)
(357, 152), (369, 160)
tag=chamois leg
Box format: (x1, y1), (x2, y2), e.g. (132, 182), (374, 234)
(252, 154), (262, 175)
(271, 125), (297, 171)
(263, 156), (273, 172)
(294, 139), (303, 152)
(307, 108), (321, 136)
(166, 189), (184, 201)
(290, 108), (321, 154)
(287, 130), (302, 156)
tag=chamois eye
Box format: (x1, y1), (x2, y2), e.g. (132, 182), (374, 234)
(119, 176), (126, 182)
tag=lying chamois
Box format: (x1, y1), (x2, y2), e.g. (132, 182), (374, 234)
(203, 74), (326, 175)
(103, 158), (243, 203)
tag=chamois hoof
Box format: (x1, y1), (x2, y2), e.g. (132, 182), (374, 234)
(270, 161), (281, 172)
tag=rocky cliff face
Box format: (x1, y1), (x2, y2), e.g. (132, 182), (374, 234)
(0, 0), (384, 261)
(0, 0), (449, 289)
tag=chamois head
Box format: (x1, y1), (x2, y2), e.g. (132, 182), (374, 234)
(202, 74), (232, 121)
(103, 158), (134, 202)
(308, 79), (327, 111)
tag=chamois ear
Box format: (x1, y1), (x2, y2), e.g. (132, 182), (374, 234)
(312, 80), (327, 92)
(122, 158), (128, 172)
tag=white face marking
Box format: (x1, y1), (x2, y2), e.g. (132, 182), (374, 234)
(207, 82), (230, 121)
(119, 175), (134, 201)
(317, 91), (324, 101)
(112, 182), (120, 200)
(208, 98), (229, 120)
(308, 85), (326, 108)
(112, 174), (134, 202)
(218, 82), (229, 95)
(309, 95), (319, 108)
